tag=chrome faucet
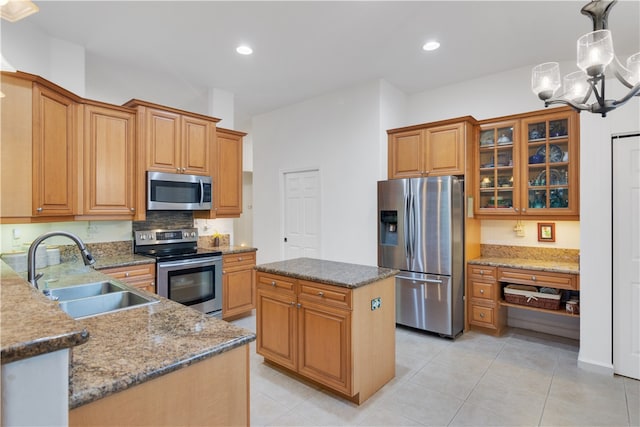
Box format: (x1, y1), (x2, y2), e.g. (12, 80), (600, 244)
(27, 231), (96, 289)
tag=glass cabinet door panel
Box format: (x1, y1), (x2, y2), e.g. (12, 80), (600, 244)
(549, 119), (568, 138)
(496, 126), (513, 145)
(527, 122), (546, 141)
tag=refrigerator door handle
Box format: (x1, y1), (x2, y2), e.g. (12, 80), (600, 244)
(404, 191), (411, 260)
(408, 191), (416, 260)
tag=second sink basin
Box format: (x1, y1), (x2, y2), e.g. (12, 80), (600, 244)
(58, 291), (158, 319)
(47, 280), (128, 301)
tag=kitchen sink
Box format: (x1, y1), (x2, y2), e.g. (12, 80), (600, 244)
(46, 280), (128, 301)
(50, 282), (159, 319)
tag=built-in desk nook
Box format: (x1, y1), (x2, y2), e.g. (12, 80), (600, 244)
(466, 245), (579, 338)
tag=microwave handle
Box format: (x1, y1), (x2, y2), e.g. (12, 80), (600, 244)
(199, 179), (204, 206)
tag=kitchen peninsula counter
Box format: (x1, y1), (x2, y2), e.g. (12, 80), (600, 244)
(0, 259), (255, 425)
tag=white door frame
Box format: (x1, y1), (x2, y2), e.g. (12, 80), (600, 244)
(612, 131), (640, 380)
(280, 167), (322, 260)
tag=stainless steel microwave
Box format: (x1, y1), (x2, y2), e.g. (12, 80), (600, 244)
(147, 171), (212, 211)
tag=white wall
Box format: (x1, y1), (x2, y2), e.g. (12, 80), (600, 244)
(253, 80), (393, 265)
(408, 66), (639, 372)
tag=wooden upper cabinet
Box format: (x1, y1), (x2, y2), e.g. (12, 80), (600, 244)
(146, 108), (181, 173)
(80, 103), (136, 217)
(387, 129), (423, 178)
(425, 122), (466, 175)
(387, 117), (475, 179)
(216, 128), (244, 217)
(124, 99), (217, 176)
(32, 83), (77, 217)
(194, 126), (246, 219)
(474, 107), (579, 219)
(1, 74), (34, 220)
(181, 116), (211, 175)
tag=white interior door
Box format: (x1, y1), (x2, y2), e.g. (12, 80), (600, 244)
(613, 133), (640, 380)
(283, 169), (320, 260)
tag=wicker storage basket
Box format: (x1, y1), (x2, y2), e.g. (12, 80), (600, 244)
(503, 284), (561, 310)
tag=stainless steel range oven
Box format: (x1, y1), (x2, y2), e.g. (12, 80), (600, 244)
(134, 228), (222, 316)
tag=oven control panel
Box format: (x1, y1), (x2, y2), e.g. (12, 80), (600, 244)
(134, 228), (198, 246)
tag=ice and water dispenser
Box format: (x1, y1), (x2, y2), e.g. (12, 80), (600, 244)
(379, 211), (398, 246)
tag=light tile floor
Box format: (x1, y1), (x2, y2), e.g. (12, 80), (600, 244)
(231, 314), (640, 426)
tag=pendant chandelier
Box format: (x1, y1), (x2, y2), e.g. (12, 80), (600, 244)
(531, 0), (640, 117)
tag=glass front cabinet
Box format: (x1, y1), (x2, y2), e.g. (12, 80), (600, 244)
(475, 108), (579, 218)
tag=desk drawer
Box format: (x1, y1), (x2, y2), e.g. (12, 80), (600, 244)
(471, 281), (496, 301)
(498, 268), (576, 290)
(470, 304), (495, 328)
(468, 265), (497, 280)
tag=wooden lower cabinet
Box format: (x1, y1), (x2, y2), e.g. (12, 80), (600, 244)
(466, 264), (579, 336)
(256, 271), (395, 404)
(222, 251), (256, 320)
(100, 263), (156, 294)
(69, 344), (249, 427)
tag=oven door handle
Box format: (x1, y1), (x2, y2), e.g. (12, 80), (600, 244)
(157, 257), (221, 268)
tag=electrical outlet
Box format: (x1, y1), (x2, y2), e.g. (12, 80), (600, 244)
(371, 297), (381, 311)
(513, 223), (525, 237)
(12, 228), (20, 240)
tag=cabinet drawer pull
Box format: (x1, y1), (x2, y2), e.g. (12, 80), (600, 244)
(479, 312), (485, 318)
(238, 257), (243, 261)
(531, 275), (537, 281)
(271, 281), (276, 286)
(479, 270), (484, 275)
(125, 272), (130, 277)
(318, 291), (324, 297)
(36, 207), (43, 212)
(479, 289), (484, 294)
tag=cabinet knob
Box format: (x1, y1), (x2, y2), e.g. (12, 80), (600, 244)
(130, 207), (135, 212)
(318, 291), (324, 297)
(271, 281), (276, 286)
(531, 275), (537, 281)
(514, 207), (519, 213)
(522, 208), (527, 213)
(176, 168), (181, 172)
(290, 302), (295, 306)
(125, 272), (130, 277)
(36, 207), (43, 212)
(479, 270), (484, 275)
(181, 167), (186, 172)
(297, 303), (302, 309)
(238, 257), (243, 261)
(223, 270), (226, 274)
(479, 312), (485, 318)
(480, 289), (484, 294)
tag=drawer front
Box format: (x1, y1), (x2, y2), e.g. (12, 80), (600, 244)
(223, 252), (256, 269)
(498, 268), (576, 290)
(256, 272), (296, 293)
(471, 281), (495, 301)
(102, 264), (155, 281)
(468, 265), (497, 280)
(470, 304), (495, 327)
(298, 281), (352, 309)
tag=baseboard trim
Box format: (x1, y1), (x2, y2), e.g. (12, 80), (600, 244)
(577, 357), (614, 376)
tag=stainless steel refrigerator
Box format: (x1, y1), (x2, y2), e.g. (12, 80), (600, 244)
(377, 176), (464, 337)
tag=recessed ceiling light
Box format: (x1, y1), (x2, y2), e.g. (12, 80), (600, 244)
(422, 41), (440, 51)
(236, 45), (253, 55)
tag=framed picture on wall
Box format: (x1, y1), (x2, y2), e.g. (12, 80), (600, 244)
(538, 222), (555, 242)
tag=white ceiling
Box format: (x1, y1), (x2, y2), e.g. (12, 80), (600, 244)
(20, 1), (640, 123)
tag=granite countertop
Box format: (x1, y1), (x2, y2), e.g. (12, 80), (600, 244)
(0, 263), (89, 364)
(0, 260), (255, 409)
(201, 245), (257, 255)
(92, 253), (155, 270)
(255, 257), (399, 288)
(468, 257), (579, 275)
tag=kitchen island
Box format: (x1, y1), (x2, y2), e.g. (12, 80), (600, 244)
(255, 257), (398, 404)
(0, 260), (255, 426)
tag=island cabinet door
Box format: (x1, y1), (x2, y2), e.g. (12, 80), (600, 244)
(297, 300), (352, 396)
(256, 287), (297, 371)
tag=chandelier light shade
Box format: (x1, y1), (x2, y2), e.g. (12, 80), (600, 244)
(531, 0), (640, 117)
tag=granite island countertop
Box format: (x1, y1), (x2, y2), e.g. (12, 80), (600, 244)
(468, 257), (579, 275)
(0, 260), (255, 409)
(255, 257), (399, 288)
